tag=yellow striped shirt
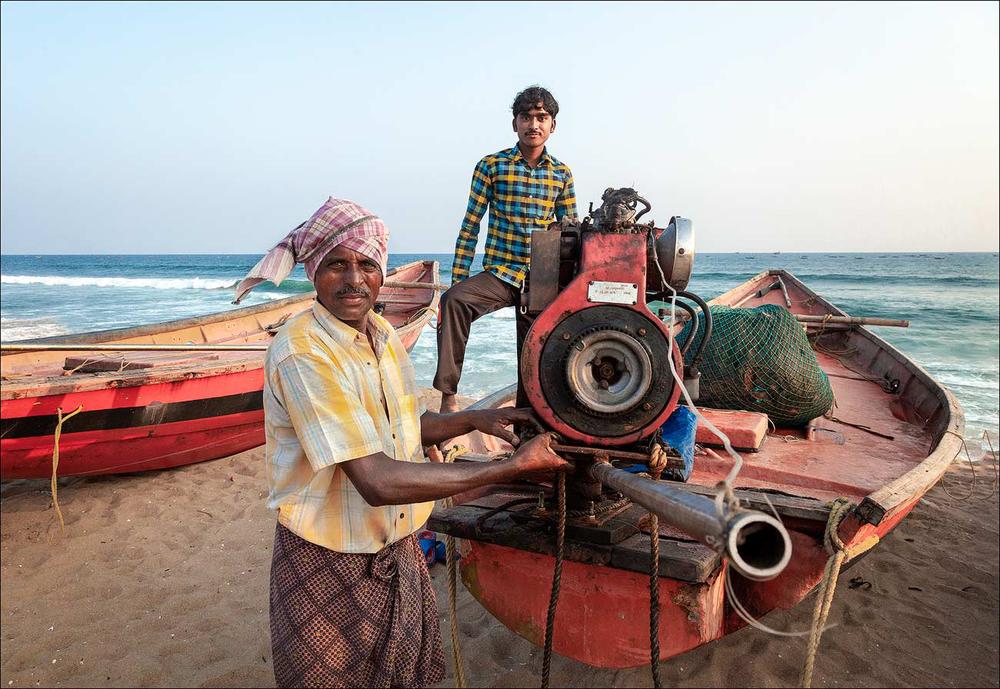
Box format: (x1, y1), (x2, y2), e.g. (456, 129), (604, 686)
(263, 302), (433, 553)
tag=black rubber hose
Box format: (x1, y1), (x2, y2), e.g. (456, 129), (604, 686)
(676, 290), (712, 368)
(659, 298), (698, 357)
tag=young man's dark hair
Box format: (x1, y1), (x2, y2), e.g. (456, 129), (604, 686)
(511, 85), (559, 118)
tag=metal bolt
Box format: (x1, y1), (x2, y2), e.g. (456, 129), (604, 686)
(642, 402), (653, 411)
(562, 332), (571, 340)
(638, 327), (647, 336)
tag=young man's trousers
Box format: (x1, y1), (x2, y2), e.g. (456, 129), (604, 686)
(433, 270), (533, 406)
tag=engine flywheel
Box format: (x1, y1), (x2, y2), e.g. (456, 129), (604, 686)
(538, 305), (676, 438)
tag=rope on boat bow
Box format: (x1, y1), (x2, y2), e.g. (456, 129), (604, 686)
(50, 405), (84, 533)
(801, 497), (856, 688)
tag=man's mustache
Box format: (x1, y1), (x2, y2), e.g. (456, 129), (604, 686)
(336, 286), (371, 297)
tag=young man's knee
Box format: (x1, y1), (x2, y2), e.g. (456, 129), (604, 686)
(439, 285), (474, 318)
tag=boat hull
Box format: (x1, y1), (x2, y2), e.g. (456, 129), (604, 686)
(1, 371), (265, 479)
(461, 541), (727, 669)
(1, 260), (438, 479)
(430, 268), (963, 669)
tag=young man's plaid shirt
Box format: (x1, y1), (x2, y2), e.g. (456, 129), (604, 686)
(452, 145), (577, 287)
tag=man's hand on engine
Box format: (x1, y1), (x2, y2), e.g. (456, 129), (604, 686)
(470, 407), (544, 447)
(506, 432), (572, 481)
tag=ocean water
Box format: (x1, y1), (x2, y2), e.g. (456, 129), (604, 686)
(2, 253), (998, 453)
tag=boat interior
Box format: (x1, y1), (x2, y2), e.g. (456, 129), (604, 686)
(448, 269), (961, 520)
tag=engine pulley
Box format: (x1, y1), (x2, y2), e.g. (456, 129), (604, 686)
(538, 306), (676, 439)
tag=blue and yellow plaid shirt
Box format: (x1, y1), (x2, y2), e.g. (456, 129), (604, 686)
(452, 145), (577, 287)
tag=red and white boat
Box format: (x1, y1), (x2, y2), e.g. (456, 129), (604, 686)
(0, 260), (440, 479)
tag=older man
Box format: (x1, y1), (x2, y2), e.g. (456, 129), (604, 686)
(235, 198), (568, 688)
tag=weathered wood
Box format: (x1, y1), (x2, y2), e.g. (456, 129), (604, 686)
(381, 280), (445, 291)
(664, 311), (908, 328)
(768, 270), (962, 521)
(668, 482), (831, 523)
(453, 451), (831, 522)
(696, 408), (768, 451)
(428, 502), (720, 582)
(776, 275), (792, 307)
(63, 351), (222, 372)
(797, 314), (909, 327)
(5, 343), (270, 353)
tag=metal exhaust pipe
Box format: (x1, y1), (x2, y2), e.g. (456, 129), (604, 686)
(725, 511), (792, 581)
(588, 461), (792, 580)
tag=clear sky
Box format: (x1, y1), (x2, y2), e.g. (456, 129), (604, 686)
(1, 1), (997, 254)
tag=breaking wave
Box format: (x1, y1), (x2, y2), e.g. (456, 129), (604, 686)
(0, 274), (318, 294)
(1, 274), (237, 290)
(0, 316), (70, 341)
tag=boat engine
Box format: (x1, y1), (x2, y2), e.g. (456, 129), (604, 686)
(521, 187), (696, 447)
(518, 188), (792, 581)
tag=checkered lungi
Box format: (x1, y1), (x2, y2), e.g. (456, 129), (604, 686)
(269, 523), (446, 688)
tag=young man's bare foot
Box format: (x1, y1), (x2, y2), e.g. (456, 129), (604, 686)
(439, 393), (460, 413)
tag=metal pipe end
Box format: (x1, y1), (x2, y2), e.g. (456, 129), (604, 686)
(726, 511), (793, 581)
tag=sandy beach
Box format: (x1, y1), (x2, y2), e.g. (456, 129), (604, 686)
(1, 389), (997, 688)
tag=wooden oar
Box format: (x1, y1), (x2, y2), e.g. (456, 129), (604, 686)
(796, 314), (909, 327)
(663, 311), (909, 328)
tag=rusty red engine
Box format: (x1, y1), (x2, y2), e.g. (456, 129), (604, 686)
(520, 187), (698, 447)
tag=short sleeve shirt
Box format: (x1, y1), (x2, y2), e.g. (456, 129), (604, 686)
(263, 302), (432, 553)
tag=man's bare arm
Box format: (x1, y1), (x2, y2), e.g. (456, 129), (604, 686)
(340, 433), (568, 507)
(419, 407), (542, 447)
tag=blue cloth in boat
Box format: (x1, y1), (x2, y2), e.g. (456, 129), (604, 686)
(659, 406), (697, 481)
(621, 406), (697, 481)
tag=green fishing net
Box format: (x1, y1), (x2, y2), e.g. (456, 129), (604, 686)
(677, 304), (834, 427)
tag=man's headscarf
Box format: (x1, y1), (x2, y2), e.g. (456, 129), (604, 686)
(233, 197), (389, 304)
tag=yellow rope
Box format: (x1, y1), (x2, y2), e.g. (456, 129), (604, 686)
(50, 405), (84, 533)
(442, 444), (468, 688)
(647, 443), (668, 480)
(800, 497), (855, 688)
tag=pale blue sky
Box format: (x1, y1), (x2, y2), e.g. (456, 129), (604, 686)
(2, 1), (997, 254)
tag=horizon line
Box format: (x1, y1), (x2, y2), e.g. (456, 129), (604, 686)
(2, 250), (998, 257)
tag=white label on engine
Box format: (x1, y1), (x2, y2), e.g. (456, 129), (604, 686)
(587, 281), (638, 305)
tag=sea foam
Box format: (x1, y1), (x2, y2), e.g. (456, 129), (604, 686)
(0, 275), (236, 290)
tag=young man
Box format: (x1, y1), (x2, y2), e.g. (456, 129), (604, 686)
(235, 197), (569, 688)
(434, 86), (578, 412)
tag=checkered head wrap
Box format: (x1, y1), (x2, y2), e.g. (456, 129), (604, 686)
(233, 197), (389, 304)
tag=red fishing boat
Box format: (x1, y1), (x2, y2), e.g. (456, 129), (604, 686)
(430, 268), (963, 669)
(0, 260), (440, 479)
